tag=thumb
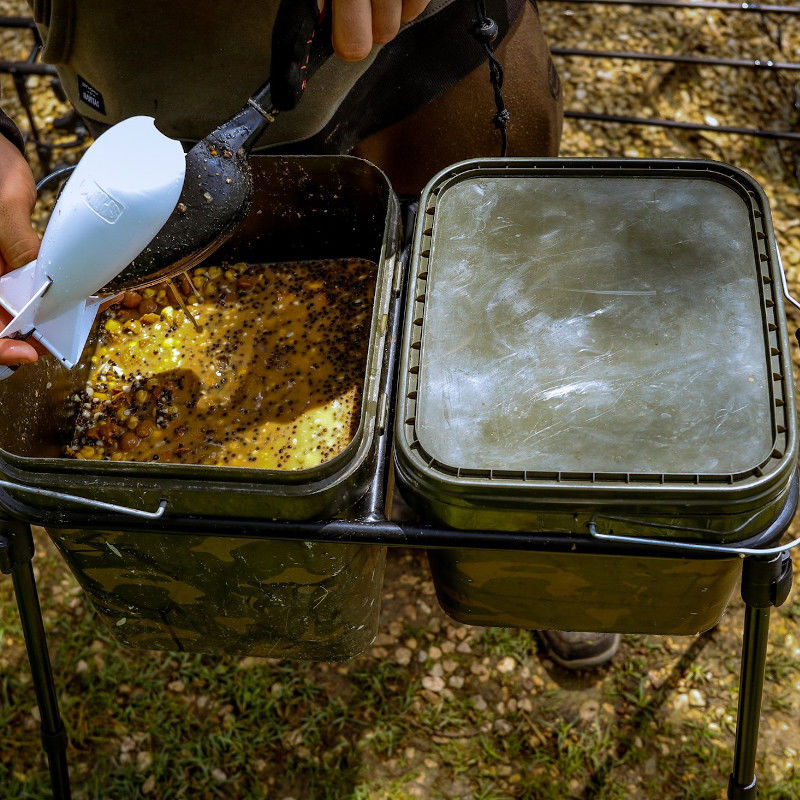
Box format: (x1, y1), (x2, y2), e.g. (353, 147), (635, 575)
(0, 337), (38, 366)
(0, 196), (40, 270)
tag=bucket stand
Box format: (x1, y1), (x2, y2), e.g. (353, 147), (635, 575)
(0, 273), (796, 799)
(728, 551), (794, 800)
(0, 518), (71, 800)
(2, 513), (797, 800)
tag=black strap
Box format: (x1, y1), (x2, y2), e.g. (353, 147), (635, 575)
(471, 0), (510, 156)
(270, 0), (334, 112)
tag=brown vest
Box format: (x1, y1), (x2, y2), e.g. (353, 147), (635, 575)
(30, 0), (454, 146)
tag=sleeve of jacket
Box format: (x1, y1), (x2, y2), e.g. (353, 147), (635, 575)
(0, 104), (26, 155)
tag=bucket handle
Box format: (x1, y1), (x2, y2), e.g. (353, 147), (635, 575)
(587, 515), (800, 557)
(777, 249), (800, 345)
(0, 478), (167, 520)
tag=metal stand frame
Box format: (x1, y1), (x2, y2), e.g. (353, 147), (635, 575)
(0, 519), (71, 800)
(1, 490), (795, 800)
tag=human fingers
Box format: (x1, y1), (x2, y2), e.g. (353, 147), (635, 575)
(371, 0), (402, 44)
(332, 0), (373, 61)
(0, 136), (39, 272)
(0, 337), (38, 366)
(0, 306), (47, 355)
(400, 0), (431, 23)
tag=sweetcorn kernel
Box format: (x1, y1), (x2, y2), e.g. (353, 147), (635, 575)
(104, 319), (121, 333)
(207, 266), (222, 280)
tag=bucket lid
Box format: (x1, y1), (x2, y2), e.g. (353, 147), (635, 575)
(398, 160), (796, 504)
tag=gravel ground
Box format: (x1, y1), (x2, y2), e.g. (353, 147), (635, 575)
(1, 3), (800, 799)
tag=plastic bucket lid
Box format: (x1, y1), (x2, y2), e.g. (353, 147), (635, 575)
(397, 159), (797, 522)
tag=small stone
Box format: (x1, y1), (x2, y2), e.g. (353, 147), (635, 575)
(497, 657), (516, 674)
(142, 775), (156, 794)
(689, 689), (706, 708)
(212, 768), (227, 782)
(136, 751), (153, 771)
(579, 700), (600, 721)
(448, 675), (465, 689)
(494, 719), (513, 735)
(471, 695), (488, 711)
(167, 680), (184, 693)
(394, 647), (412, 666)
(75, 660), (89, 674)
(428, 646), (442, 660)
(456, 642), (472, 654)
(422, 675), (445, 692)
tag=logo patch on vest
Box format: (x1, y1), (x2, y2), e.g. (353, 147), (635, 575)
(78, 76), (106, 115)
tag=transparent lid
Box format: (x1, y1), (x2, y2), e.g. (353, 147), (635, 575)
(416, 175), (774, 476)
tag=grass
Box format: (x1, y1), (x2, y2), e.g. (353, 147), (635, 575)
(7, 539), (799, 799)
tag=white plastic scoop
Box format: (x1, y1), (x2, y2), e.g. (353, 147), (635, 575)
(0, 116), (185, 374)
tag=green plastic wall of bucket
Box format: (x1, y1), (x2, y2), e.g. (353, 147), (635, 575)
(47, 526), (385, 659)
(395, 158), (798, 633)
(427, 549), (740, 635)
(0, 156), (401, 522)
(396, 158), (797, 541)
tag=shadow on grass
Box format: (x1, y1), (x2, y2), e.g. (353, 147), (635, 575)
(583, 627), (719, 798)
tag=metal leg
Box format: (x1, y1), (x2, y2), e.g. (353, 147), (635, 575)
(728, 553), (793, 800)
(0, 519), (71, 800)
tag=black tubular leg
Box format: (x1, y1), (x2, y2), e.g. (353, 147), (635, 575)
(0, 519), (71, 800)
(728, 553), (793, 800)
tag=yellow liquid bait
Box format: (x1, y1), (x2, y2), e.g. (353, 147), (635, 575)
(68, 259), (377, 469)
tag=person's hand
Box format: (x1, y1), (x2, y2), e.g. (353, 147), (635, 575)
(0, 134), (41, 368)
(332, 0), (432, 61)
